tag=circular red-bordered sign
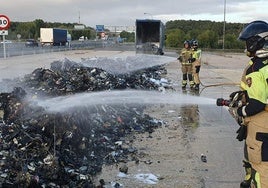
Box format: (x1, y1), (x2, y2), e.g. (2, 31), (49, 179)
(0, 15), (10, 30)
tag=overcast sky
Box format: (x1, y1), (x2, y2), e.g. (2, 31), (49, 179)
(2, 0), (268, 29)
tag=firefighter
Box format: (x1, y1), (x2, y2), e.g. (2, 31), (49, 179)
(178, 40), (195, 89)
(191, 40), (202, 90)
(229, 20), (268, 188)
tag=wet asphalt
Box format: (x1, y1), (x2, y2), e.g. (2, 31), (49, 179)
(0, 49), (247, 187)
(173, 51), (247, 187)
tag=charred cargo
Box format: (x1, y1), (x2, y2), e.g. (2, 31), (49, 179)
(135, 19), (165, 55)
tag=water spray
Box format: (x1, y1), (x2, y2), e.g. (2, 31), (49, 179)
(36, 90), (216, 113)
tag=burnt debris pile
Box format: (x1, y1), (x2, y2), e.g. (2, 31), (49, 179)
(21, 58), (170, 97)
(0, 58), (172, 187)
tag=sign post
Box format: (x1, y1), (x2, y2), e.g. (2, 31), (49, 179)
(0, 15), (11, 59)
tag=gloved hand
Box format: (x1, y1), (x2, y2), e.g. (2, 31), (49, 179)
(229, 91), (246, 103)
(195, 65), (201, 73)
(236, 125), (247, 141)
(188, 57), (196, 63)
(228, 90), (247, 107)
(228, 107), (238, 119)
(177, 56), (182, 62)
(228, 107), (243, 125)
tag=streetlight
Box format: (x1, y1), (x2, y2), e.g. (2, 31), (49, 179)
(223, 0), (226, 50)
(144, 12), (153, 19)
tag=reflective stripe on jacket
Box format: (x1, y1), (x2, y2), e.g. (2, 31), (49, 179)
(239, 58), (268, 116)
(244, 59), (268, 104)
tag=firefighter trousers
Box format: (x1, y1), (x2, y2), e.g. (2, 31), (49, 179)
(181, 64), (194, 86)
(244, 111), (268, 187)
(192, 61), (201, 85)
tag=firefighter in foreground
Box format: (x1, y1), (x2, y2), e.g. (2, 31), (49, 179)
(178, 40), (195, 89)
(191, 40), (202, 90)
(221, 20), (268, 188)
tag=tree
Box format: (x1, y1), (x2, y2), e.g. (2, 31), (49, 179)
(165, 29), (185, 48)
(197, 30), (218, 48)
(120, 31), (135, 42)
(34, 19), (45, 38)
(70, 29), (92, 40)
(224, 33), (244, 49)
(165, 19), (245, 49)
(16, 22), (37, 39)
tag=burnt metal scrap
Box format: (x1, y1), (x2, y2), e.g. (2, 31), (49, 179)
(0, 58), (172, 187)
(0, 95), (161, 187)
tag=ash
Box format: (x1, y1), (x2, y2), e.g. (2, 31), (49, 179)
(0, 58), (173, 187)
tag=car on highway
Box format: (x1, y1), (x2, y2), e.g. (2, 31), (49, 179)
(25, 39), (39, 47)
(79, 36), (88, 42)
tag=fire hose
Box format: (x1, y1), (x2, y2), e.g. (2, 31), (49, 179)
(199, 82), (240, 94)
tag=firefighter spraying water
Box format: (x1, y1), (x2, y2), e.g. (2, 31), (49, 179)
(217, 20), (268, 188)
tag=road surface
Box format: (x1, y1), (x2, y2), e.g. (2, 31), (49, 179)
(0, 49), (249, 187)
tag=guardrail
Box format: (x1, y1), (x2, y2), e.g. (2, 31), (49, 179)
(0, 40), (135, 59)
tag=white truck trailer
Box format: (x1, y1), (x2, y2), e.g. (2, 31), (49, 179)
(40, 28), (68, 46)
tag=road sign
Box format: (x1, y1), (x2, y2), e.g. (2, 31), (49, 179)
(96, 25), (104, 32)
(0, 15), (10, 30)
(0, 30), (8, 35)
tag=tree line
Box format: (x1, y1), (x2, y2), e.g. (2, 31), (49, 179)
(165, 20), (245, 50)
(6, 19), (95, 41)
(5, 19), (246, 49)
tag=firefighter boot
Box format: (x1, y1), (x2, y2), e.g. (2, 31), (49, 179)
(182, 74), (187, 90)
(188, 74), (194, 89)
(194, 83), (200, 91)
(189, 82), (195, 89)
(182, 81), (187, 90)
(240, 160), (252, 188)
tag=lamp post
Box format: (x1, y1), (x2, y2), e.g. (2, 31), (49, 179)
(223, 0), (226, 50)
(144, 12), (153, 19)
